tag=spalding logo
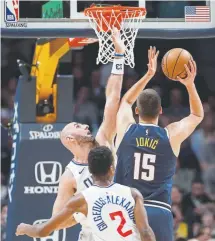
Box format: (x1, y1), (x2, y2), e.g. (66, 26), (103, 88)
(29, 125), (60, 140)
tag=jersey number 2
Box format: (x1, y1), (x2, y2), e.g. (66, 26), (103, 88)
(109, 211), (133, 237)
(134, 153), (156, 181)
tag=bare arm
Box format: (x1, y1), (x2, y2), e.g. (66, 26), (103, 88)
(16, 193), (87, 238)
(122, 47), (159, 106)
(96, 28), (125, 146)
(52, 169), (77, 229)
(166, 60), (204, 156)
(131, 188), (156, 241)
(96, 73), (123, 146)
(115, 47), (159, 149)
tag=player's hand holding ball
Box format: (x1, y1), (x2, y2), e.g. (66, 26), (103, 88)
(177, 59), (197, 88)
(147, 46), (159, 77)
(161, 48), (197, 88)
(161, 48), (194, 81)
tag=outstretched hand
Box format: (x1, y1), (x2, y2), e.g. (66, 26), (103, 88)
(177, 59), (197, 88)
(112, 27), (125, 55)
(147, 46), (159, 77)
(16, 223), (31, 236)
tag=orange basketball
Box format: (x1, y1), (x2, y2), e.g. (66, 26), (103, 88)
(161, 48), (193, 80)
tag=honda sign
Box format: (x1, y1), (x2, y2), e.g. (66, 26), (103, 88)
(35, 162), (62, 185)
(24, 162), (62, 194)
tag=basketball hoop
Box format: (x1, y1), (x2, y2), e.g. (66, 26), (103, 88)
(84, 5), (146, 68)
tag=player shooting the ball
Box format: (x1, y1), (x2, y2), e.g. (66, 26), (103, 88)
(114, 49), (204, 241)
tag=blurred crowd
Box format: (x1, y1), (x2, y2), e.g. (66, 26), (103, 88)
(1, 33), (215, 241)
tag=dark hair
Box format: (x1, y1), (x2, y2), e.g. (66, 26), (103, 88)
(137, 89), (161, 119)
(172, 185), (182, 192)
(88, 146), (113, 177)
(192, 177), (204, 185)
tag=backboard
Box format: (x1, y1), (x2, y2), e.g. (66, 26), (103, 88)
(1, 0), (215, 38)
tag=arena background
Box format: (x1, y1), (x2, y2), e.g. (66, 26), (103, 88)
(1, 1), (215, 241)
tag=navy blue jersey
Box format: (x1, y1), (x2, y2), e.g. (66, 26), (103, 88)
(115, 123), (177, 206)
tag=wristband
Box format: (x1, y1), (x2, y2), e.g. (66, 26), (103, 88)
(114, 53), (124, 57)
(111, 58), (124, 75)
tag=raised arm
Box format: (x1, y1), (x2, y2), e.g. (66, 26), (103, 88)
(131, 188), (156, 241)
(51, 169), (77, 229)
(166, 59), (204, 157)
(115, 47), (159, 149)
(96, 28), (125, 146)
(16, 193), (87, 238)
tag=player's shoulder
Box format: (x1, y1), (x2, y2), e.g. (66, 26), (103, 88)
(165, 121), (178, 134)
(66, 160), (88, 174)
(113, 182), (130, 190)
(65, 160), (89, 188)
(81, 185), (97, 198)
(120, 123), (138, 139)
(59, 167), (76, 190)
(67, 159), (88, 168)
(126, 123), (139, 132)
(113, 183), (141, 200)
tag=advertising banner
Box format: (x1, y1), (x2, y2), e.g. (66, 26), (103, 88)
(6, 123), (81, 241)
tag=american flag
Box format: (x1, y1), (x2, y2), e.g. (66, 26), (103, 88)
(185, 6), (210, 22)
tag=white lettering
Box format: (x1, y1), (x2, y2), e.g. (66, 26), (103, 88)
(34, 186), (43, 194)
(24, 186), (59, 194)
(29, 131), (60, 140)
(6, 22), (27, 28)
(9, 103), (19, 203)
(24, 186), (35, 194)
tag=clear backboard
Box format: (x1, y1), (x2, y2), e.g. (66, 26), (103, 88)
(1, 0), (215, 38)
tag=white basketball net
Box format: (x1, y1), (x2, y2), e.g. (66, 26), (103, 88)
(85, 8), (145, 68)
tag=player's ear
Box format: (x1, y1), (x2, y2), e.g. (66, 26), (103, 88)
(110, 164), (115, 177)
(159, 106), (163, 115)
(135, 107), (139, 115)
(66, 134), (75, 143)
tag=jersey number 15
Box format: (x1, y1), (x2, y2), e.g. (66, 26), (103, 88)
(134, 153), (156, 181)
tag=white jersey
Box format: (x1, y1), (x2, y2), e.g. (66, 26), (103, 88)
(66, 160), (93, 241)
(82, 183), (141, 241)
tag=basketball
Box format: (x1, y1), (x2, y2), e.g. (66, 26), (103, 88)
(161, 48), (193, 80)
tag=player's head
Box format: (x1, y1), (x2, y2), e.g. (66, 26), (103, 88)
(191, 178), (205, 198)
(88, 146), (114, 181)
(135, 89), (162, 121)
(60, 122), (96, 151)
(194, 226), (212, 241)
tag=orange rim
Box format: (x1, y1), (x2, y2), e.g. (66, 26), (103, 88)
(84, 5), (146, 19)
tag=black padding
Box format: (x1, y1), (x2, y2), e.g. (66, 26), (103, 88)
(56, 75), (74, 122)
(18, 75), (36, 123)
